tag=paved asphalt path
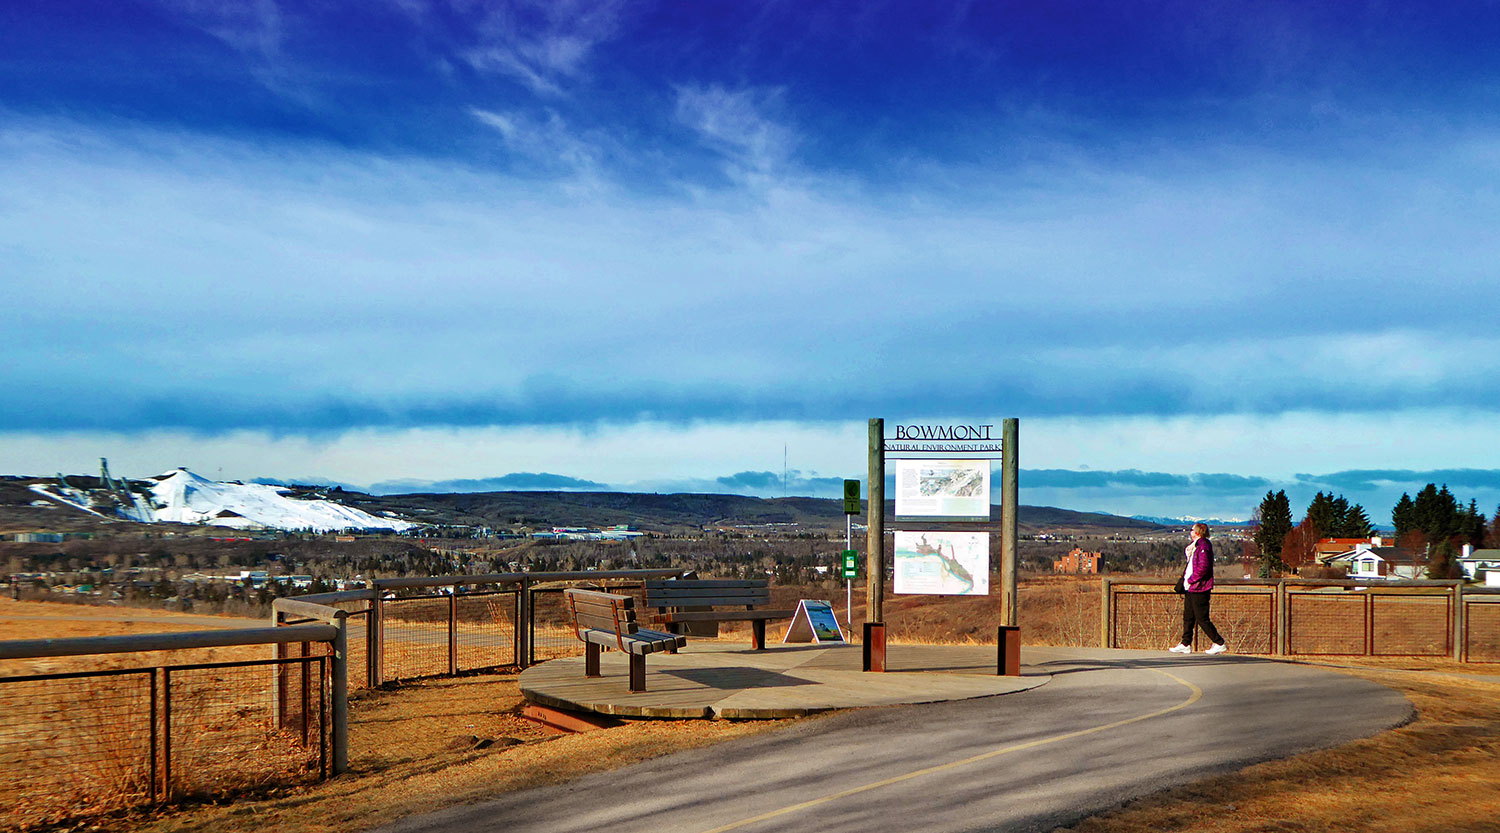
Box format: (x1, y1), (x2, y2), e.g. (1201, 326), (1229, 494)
(377, 647), (1412, 833)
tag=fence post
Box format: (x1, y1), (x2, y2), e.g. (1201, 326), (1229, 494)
(1364, 588), (1374, 656)
(448, 586), (458, 676)
(365, 596), (378, 688)
(368, 581), (384, 686)
(270, 607), (286, 728)
(1099, 578), (1112, 648)
(1453, 583), (1464, 662)
(518, 579), (531, 668)
(1277, 580), (1290, 656)
(330, 610), (349, 775)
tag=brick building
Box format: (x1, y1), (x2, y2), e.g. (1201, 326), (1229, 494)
(1053, 547), (1101, 574)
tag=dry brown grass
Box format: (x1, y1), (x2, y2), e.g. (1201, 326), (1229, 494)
(130, 672), (789, 833)
(1057, 663), (1500, 833)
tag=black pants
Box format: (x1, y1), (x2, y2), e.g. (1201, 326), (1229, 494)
(1181, 591), (1224, 646)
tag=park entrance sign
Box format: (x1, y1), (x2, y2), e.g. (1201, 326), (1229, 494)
(865, 418), (1019, 676)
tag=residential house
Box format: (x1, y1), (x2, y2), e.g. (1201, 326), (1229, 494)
(1323, 542), (1423, 580)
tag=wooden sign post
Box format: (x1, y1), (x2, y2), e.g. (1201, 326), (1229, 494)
(864, 418), (886, 672)
(998, 417), (1020, 676)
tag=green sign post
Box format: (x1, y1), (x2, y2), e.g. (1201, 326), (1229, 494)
(841, 550), (858, 578)
(842, 479), (861, 514)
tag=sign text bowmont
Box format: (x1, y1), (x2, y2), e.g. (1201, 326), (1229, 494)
(885, 423), (1002, 453)
(892, 424), (994, 441)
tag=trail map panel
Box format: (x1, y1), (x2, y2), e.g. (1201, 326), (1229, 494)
(894, 531), (990, 596)
(892, 459), (990, 521)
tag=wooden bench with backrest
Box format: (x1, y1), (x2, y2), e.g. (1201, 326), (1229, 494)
(644, 578), (793, 650)
(563, 588), (686, 692)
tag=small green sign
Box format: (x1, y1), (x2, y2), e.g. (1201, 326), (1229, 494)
(842, 479), (861, 514)
(841, 549), (858, 579)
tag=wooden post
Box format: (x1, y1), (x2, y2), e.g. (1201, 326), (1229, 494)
(367, 580), (384, 686)
(330, 611), (348, 775)
(1364, 589), (1375, 656)
(270, 608), (286, 728)
(1100, 578), (1112, 648)
(1000, 418), (1019, 629)
(518, 579), (532, 668)
(448, 587), (458, 676)
(1453, 583), (1464, 661)
(1275, 580), (1287, 656)
(864, 418), (886, 672)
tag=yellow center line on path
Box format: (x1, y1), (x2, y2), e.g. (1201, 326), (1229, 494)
(697, 669), (1204, 833)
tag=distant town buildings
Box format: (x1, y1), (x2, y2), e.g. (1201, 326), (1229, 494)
(1053, 548), (1101, 574)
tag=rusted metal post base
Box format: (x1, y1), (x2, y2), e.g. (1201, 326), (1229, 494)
(584, 642), (601, 678)
(997, 625), (1021, 676)
(863, 622), (886, 672)
(628, 654), (646, 692)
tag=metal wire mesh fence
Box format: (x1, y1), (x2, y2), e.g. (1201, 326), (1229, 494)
(1111, 588), (1275, 653)
(382, 596), (453, 681)
(456, 590), (516, 671)
(1104, 580), (1495, 661)
(165, 656), (327, 801)
(1465, 599), (1500, 662)
(1287, 591), (1367, 655)
(0, 668), (155, 830)
(1372, 595), (1450, 656)
(0, 654), (328, 831)
(529, 587), (582, 663)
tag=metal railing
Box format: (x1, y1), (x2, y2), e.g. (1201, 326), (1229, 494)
(0, 624), (338, 831)
(275, 569), (681, 687)
(1100, 578), (1500, 661)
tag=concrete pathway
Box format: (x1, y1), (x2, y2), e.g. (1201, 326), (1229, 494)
(521, 643), (1049, 718)
(379, 646), (1413, 833)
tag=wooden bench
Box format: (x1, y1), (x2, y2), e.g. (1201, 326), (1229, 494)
(644, 579), (794, 650)
(563, 588), (686, 692)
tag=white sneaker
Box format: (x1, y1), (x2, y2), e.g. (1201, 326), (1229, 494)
(1205, 643), (1227, 655)
(1168, 644), (1191, 654)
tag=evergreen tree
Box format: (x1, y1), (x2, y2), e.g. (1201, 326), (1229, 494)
(1305, 492), (1338, 539)
(1461, 500), (1487, 548)
(1253, 490), (1293, 575)
(1342, 504), (1373, 538)
(1392, 494), (1416, 538)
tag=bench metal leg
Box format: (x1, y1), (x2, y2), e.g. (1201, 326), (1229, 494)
(585, 642), (601, 678)
(751, 620), (766, 650)
(628, 654), (646, 692)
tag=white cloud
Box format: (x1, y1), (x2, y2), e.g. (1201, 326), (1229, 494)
(675, 84), (796, 175)
(460, 0), (625, 96)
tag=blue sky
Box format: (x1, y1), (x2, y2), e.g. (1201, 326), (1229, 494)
(4, 1), (1500, 522)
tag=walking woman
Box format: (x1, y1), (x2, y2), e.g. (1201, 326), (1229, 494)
(1170, 523), (1227, 655)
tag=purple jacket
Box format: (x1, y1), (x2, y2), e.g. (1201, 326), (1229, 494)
(1184, 537), (1215, 592)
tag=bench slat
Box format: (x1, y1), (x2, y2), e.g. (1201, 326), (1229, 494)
(574, 611), (639, 634)
(569, 596), (634, 619)
(648, 597), (774, 609)
(566, 588), (635, 609)
(652, 609), (794, 623)
(645, 579), (766, 589)
(579, 628), (684, 655)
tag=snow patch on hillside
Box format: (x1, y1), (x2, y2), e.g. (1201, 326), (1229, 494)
(34, 468), (414, 532)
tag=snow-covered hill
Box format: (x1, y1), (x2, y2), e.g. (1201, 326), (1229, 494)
(33, 468), (414, 532)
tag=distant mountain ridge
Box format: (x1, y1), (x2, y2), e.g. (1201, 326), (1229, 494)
(1130, 514), (1248, 527)
(344, 490), (1169, 533)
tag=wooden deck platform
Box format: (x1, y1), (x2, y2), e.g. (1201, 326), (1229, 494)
(518, 642), (1050, 719)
